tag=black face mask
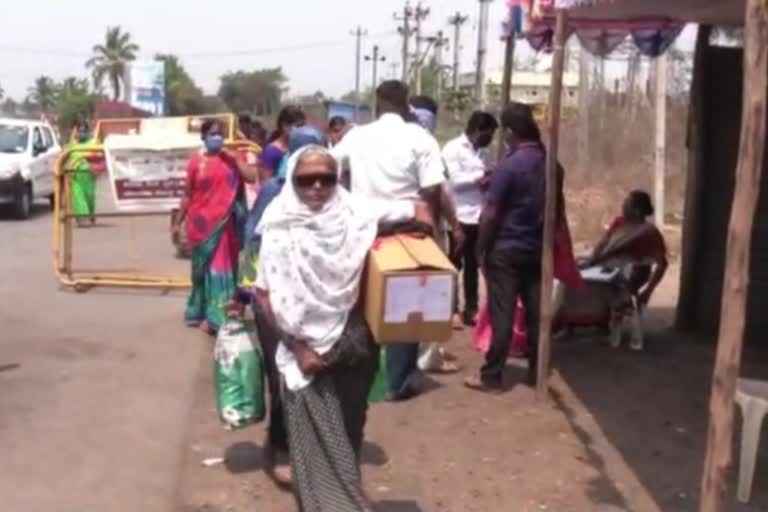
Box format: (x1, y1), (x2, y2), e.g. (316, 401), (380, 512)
(475, 133), (494, 149)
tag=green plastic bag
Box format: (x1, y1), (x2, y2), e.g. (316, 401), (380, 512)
(214, 319), (265, 430)
(368, 348), (390, 404)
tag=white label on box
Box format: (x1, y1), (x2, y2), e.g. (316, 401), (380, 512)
(383, 275), (453, 324)
(421, 275), (453, 321)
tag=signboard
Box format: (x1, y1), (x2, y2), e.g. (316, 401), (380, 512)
(126, 61), (166, 116)
(104, 133), (201, 212)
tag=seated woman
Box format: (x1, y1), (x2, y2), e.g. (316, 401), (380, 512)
(589, 190), (668, 307)
(253, 145), (428, 511)
(581, 190), (668, 350)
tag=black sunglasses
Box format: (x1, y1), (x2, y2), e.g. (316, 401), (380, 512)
(293, 173), (338, 189)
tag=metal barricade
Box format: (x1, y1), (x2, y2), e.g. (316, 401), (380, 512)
(52, 136), (261, 292)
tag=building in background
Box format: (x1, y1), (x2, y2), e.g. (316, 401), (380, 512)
(458, 69), (580, 109)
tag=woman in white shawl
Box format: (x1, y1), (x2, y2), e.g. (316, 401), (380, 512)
(254, 145), (427, 511)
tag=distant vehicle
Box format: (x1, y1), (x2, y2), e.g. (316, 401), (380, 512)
(0, 118), (61, 219)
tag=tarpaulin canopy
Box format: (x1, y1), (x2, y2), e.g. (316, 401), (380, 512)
(506, 0), (744, 57)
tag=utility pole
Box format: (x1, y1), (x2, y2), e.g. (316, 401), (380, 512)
(448, 12), (469, 92)
(424, 31), (449, 102)
(475, 0), (493, 108)
(394, 2), (413, 82)
(350, 26), (367, 122)
(388, 62), (399, 79)
(365, 45), (386, 116)
(654, 53), (668, 228)
(413, 2), (431, 94)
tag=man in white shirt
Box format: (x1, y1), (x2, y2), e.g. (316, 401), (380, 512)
(442, 111), (499, 326)
(331, 81), (464, 400)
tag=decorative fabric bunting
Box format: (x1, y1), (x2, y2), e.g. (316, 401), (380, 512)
(576, 28), (631, 56)
(631, 25), (684, 57)
(506, 0), (686, 58)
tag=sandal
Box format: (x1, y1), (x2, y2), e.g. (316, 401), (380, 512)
(426, 360), (462, 374)
(463, 375), (503, 394)
(199, 321), (216, 336)
(442, 350), (459, 363)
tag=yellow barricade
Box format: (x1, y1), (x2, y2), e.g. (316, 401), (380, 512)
(52, 133), (261, 292)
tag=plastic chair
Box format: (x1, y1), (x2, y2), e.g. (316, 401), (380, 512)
(735, 378), (768, 503)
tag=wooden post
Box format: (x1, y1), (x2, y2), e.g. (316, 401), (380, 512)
(699, 2), (768, 511)
(497, 32), (517, 162)
(536, 9), (567, 401)
(654, 53), (668, 227)
(577, 47), (590, 171)
(676, 25), (712, 330)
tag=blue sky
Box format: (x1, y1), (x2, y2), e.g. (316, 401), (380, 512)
(1, 0), (516, 99)
(1, 1), (695, 101)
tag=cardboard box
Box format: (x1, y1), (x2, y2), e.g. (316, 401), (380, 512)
(364, 235), (457, 344)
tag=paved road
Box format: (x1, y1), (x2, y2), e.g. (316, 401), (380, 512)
(0, 186), (203, 512)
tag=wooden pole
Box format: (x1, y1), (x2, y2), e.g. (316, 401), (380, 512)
(676, 25), (712, 330)
(577, 47), (590, 171)
(497, 31), (516, 162)
(654, 53), (668, 227)
(699, 2), (768, 511)
(536, 9), (567, 401)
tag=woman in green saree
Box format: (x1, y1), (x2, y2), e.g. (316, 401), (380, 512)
(66, 122), (101, 227)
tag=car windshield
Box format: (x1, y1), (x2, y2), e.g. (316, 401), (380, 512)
(0, 125), (30, 154)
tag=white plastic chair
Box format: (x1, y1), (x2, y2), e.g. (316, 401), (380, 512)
(735, 378), (768, 503)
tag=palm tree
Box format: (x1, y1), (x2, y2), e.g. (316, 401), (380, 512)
(86, 26), (140, 100)
(26, 76), (58, 112)
(60, 77), (91, 96)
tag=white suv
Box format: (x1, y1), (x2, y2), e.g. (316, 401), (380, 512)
(0, 118), (61, 219)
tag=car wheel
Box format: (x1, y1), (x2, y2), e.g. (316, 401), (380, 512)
(13, 183), (32, 220)
(48, 193), (55, 209)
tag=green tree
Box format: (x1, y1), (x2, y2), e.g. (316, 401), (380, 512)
(86, 26), (140, 100)
(418, 57), (443, 99)
(155, 53), (204, 115)
(218, 68), (287, 116)
(26, 76), (58, 112)
(2, 98), (18, 116)
(340, 88), (373, 105)
(55, 76), (97, 133)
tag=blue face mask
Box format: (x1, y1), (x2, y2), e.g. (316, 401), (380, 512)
(205, 134), (224, 153)
(77, 131), (90, 143)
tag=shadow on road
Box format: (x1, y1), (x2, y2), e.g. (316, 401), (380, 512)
(0, 204), (51, 222)
(223, 442), (262, 474)
(553, 306), (768, 511)
(0, 363), (21, 373)
(376, 500), (423, 511)
(362, 440), (390, 467)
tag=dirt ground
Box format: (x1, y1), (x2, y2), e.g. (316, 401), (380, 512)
(176, 266), (768, 512)
(3, 182), (768, 512)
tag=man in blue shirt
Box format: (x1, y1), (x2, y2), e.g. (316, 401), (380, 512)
(465, 103), (554, 391)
